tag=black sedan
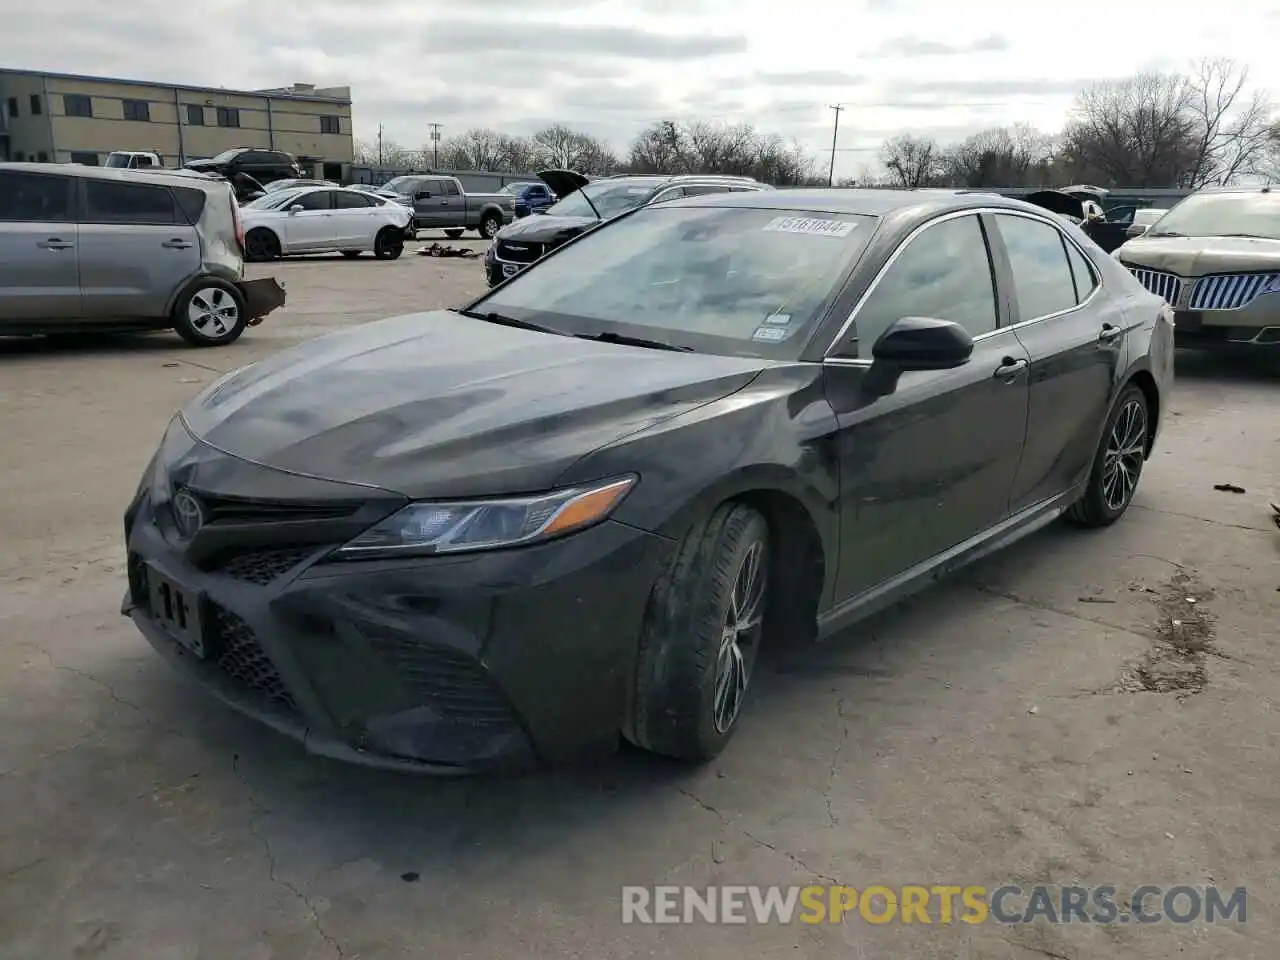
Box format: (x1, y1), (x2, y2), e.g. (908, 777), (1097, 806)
(122, 189), (1174, 773)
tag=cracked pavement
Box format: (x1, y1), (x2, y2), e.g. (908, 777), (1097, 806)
(2, 248), (1278, 959)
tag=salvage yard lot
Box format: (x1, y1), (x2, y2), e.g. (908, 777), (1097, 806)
(1, 239), (1277, 959)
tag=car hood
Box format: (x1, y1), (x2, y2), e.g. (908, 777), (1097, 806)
(495, 214), (599, 245)
(1114, 235), (1280, 276)
(181, 311), (767, 499)
(537, 169), (589, 198)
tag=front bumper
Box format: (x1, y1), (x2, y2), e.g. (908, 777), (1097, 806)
(1173, 311), (1280, 348)
(122, 466), (671, 773)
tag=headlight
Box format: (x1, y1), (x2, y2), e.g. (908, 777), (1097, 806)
(330, 476), (636, 560)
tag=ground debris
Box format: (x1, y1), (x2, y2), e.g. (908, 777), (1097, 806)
(1117, 571), (1216, 696)
(1212, 483), (1246, 493)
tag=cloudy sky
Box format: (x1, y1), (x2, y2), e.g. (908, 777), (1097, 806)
(6, 0), (1279, 177)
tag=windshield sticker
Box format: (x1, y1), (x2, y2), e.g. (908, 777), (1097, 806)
(764, 313), (792, 325)
(626, 187), (650, 194)
(752, 326), (790, 342)
(763, 216), (856, 238)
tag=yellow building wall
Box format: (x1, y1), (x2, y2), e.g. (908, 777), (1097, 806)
(0, 73), (54, 159)
(1, 70), (352, 173)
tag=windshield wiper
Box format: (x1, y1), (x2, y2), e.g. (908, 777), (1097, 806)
(1217, 233), (1274, 240)
(1145, 230), (1185, 238)
(455, 309), (563, 335)
(576, 331), (692, 352)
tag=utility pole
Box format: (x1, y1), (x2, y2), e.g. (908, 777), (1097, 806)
(377, 123), (384, 167)
(827, 104), (844, 187)
(428, 122), (442, 169)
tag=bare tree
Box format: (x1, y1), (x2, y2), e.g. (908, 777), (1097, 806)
(626, 120), (688, 174)
(625, 120), (815, 183)
(438, 128), (508, 171)
(939, 124), (1054, 187)
(1183, 58), (1275, 186)
(880, 134), (941, 187)
(1059, 72), (1198, 186)
(352, 138), (420, 168)
(530, 125), (618, 174)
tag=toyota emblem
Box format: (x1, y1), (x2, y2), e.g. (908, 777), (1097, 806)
(171, 489), (206, 538)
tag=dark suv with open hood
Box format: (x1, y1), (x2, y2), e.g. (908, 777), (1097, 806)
(484, 170), (771, 285)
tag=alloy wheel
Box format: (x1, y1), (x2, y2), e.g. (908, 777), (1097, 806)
(713, 539), (767, 734)
(1101, 398), (1147, 512)
(187, 287), (240, 340)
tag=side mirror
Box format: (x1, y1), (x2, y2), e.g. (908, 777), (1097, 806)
(1128, 224), (1150, 237)
(871, 316), (974, 371)
(288, 204), (304, 214)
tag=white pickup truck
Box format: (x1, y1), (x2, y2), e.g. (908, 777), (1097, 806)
(104, 151), (164, 169)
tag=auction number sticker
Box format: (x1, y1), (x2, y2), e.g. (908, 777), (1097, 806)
(762, 216), (856, 238)
(752, 326), (790, 342)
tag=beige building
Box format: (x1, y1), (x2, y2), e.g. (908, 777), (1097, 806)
(0, 69), (353, 179)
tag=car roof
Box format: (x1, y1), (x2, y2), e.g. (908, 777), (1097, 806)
(660, 187), (1043, 218)
(0, 161), (229, 192)
(1186, 185), (1276, 196)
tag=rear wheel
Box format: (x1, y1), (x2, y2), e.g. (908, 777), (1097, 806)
(244, 228), (280, 262)
(172, 279), (248, 347)
(629, 503), (769, 761)
(445, 228), (464, 239)
(1066, 384), (1150, 527)
(373, 227), (404, 260)
(479, 213), (503, 239)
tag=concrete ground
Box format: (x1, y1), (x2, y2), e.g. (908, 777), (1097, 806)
(1, 237), (1277, 959)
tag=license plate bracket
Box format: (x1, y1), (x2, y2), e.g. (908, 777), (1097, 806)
(502, 263), (520, 278)
(146, 564), (211, 659)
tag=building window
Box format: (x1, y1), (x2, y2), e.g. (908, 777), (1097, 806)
(186, 104), (205, 125)
(216, 107), (240, 128)
(30, 94), (42, 115)
(6, 97), (17, 117)
(63, 94), (93, 118)
(13, 151), (24, 161)
(320, 115), (340, 135)
(70, 151), (100, 165)
(123, 99), (151, 122)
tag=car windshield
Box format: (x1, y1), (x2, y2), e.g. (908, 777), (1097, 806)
(503, 183), (535, 196)
(243, 189), (305, 210)
(104, 154), (135, 168)
(475, 205), (876, 358)
(379, 176), (417, 196)
(209, 149), (246, 164)
(1146, 192), (1280, 240)
(543, 180), (662, 220)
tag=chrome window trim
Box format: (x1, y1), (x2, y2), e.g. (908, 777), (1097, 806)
(823, 206), (1104, 360)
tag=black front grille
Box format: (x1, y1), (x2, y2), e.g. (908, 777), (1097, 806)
(220, 546), (320, 585)
(495, 239), (543, 264)
(186, 492), (361, 526)
(364, 629), (515, 725)
(209, 604), (297, 711)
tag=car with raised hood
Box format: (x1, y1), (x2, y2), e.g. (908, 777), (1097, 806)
(0, 162), (285, 345)
(122, 188), (1172, 773)
(239, 185), (413, 261)
(1023, 186), (1130, 253)
(1111, 186), (1280, 353)
(485, 170), (771, 285)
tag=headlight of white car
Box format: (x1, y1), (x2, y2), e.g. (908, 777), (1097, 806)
(330, 476), (636, 560)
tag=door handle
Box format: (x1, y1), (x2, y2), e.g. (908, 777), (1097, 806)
(993, 357), (1028, 381)
(1099, 323), (1123, 343)
(438, 200), (449, 205)
(37, 238), (74, 250)
(161, 239), (193, 249)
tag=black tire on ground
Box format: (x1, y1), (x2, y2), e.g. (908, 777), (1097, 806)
(171, 278), (249, 347)
(479, 213), (503, 239)
(341, 250), (361, 258)
(1065, 384), (1150, 527)
(628, 502), (770, 761)
(445, 228), (465, 239)
(244, 228), (280, 262)
(373, 227), (404, 260)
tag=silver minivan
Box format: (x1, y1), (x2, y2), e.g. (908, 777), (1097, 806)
(0, 163), (285, 346)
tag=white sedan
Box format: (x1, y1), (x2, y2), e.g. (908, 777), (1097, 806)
(240, 186), (414, 262)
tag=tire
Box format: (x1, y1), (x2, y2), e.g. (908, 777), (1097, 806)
(171, 279), (248, 347)
(479, 212), (503, 239)
(244, 228), (280, 262)
(373, 227), (404, 260)
(445, 228), (464, 239)
(1065, 384), (1150, 527)
(629, 503), (770, 761)
(341, 250), (361, 258)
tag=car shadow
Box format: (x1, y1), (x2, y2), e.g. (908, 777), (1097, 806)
(1174, 346), (1278, 383)
(0, 331), (185, 360)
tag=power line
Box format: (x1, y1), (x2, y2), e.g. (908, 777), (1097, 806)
(427, 121), (442, 167)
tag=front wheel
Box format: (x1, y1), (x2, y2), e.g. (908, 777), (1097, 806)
(373, 227), (404, 260)
(629, 503), (770, 761)
(172, 279), (248, 347)
(244, 228), (280, 262)
(479, 213), (503, 239)
(1065, 384), (1150, 527)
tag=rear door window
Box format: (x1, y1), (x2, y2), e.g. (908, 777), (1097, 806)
(334, 191), (375, 209)
(1064, 241), (1099, 303)
(83, 180), (178, 224)
(293, 191), (333, 211)
(0, 171), (74, 221)
(994, 214), (1079, 320)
